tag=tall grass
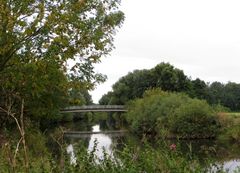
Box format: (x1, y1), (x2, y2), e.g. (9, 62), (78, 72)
(1, 137), (233, 173)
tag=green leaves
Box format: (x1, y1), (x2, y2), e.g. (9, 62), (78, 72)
(126, 89), (219, 139)
(172, 99), (218, 138)
(0, 0), (124, 122)
(0, 0), (124, 83)
(99, 63), (191, 105)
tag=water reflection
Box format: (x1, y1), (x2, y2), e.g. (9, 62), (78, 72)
(222, 160), (240, 172)
(210, 160), (240, 173)
(87, 125), (114, 160)
(65, 124), (118, 163)
(64, 122), (240, 172)
(166, 139), (240, 173)
(66, 144), (76, 165)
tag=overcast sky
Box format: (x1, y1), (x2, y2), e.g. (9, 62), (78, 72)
(90, 0), (240, 103)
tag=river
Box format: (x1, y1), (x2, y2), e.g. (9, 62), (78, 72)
(62, 121), (240, 172)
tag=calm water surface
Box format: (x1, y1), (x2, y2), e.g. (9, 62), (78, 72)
(63, 122), (240, 172)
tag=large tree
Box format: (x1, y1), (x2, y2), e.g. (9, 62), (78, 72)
(151, 63), (191, 92)
(0, 0), (124, 123)
(99, 63), (191, 105)
(0, 0), (124, 80)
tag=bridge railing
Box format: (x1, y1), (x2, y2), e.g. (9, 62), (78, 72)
(63, 105), (125, 110)
(61, 105), (127, 113)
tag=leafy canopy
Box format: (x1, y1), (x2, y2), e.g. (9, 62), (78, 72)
(0, 0), (124, 84)
(0, 0), (124, 123)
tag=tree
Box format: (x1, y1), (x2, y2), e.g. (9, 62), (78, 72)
(99, 63), (191, 105)
(151, 62), (191, 92)
(99, 91), (114, 105)
(68, 87), (93, 106)
(0, 0), (124, 72)
(205, 82), (240, 111)
(0, 1), (124, 169)
(223, 82), (240, 111)
(188, 78), (207, 99)
(0, 0), (124, 125)
(206, 81), (225, 105)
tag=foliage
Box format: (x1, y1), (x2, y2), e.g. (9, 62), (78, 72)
(99, 62), (240, 112)
(206, 82), (225, 105)
(187, 78), (208, 99)
(206, 82), (240, 111)
(211, 104), (230, 113)
(221, 125), (240, 142)
(0, 0), (125, 127)
(222, 82), (240, 111)
(99, 62), (192, 105)
(217, 112), (240, 142)
(170, 99), (219, 138)
(1, 125), (238, 173)
(0, 137), (214, 173)
(0, 0), (124, 73)
(0, 2), (125, 171)
(0, 125), (52, 173)
(126, 89), (169, 135)
(99, 91), (114, 105)
(152, 63), (191, 92)
(68, 87), (93, 106)
(126, 89), (220, 139)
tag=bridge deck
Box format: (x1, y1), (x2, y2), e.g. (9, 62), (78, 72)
(61, 105), (127, 113)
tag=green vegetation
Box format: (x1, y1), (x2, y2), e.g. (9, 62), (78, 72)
(0, 0), (124, 124)
(99, 62), (240, 112)
(100, 62), (191, 105)
(0, 134), (228, 173)
(0, 0), (124, 171)
(171, 99), (219, 139)
(1, 0), (240, 172)
(217, 112), (240, 142)
(126, 89), (220, 139)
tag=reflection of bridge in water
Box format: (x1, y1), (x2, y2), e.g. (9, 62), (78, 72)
(60, 105), (127, 113)
(64, 130), (128, 138)
(61, 105), (127, 135)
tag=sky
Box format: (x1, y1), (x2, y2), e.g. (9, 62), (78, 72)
(90, 0), (240, 103)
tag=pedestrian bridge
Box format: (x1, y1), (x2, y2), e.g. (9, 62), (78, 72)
(60, 105), (127, 113)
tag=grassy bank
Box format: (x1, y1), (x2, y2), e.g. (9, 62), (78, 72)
(0, 137), (230, 173)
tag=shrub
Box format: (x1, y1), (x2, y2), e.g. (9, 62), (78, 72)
(170, 99), (220, 139)
(126, 89), (186, 136)
(217, 112), (240, 142)
(126, 89), (220, 139)
(224, 125), (240, 142)
(219, 125), (240, 142)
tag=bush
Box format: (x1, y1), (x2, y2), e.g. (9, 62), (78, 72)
(126, 89), (186, 136)
(223, 125), (240, 142)
(126, 89), (220, 139)
(170, 99), (220, 138)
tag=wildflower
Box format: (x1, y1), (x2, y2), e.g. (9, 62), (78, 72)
(170, 143), (176, 151)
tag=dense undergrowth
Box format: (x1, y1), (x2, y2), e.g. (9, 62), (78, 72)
(0, 133), (233, 173)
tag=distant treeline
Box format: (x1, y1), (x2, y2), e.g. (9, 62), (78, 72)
(99, 62), (240, 111)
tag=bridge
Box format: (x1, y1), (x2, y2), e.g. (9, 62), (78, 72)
(60, 105), (127, 113)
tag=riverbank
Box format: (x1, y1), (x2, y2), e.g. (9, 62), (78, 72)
(1, 118), (240, 172)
